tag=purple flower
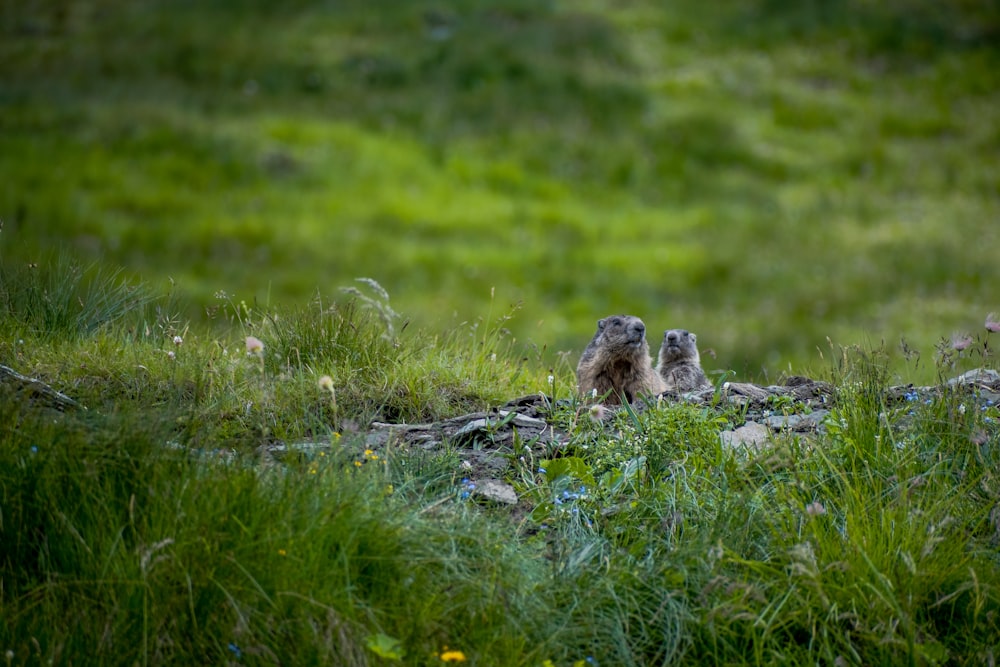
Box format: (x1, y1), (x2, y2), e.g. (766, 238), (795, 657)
(951, 332), (973, 351)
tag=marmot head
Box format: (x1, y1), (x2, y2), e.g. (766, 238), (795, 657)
(593, 315), (649, 351)
(659, 329), (700, 364)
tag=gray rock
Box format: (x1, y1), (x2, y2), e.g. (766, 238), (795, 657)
(720, 421), (771, 450)
(947, 368), (1000, 387)
(457, 449), (510, 477)
(370, 409), (559, 451)
(722, 382), (771, 404)
(472, 479), (518, 505)
(764, 410), (829, 432)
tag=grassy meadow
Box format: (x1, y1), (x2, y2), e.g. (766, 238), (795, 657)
(2, 0), (998, 379)
(2, 258), (1000, 665)
(3, 0), (1000, 665)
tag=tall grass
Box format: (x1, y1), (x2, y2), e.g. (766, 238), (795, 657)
(0, 252), (156, 340)
(2, 257), (1000, 664)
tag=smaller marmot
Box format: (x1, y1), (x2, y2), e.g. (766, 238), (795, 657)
(656, 329), (712, 393)
(577, 315), (666, 405)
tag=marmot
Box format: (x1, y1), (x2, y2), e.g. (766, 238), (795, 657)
(577, 315), (666, 405)
(656, 329), (712, 393)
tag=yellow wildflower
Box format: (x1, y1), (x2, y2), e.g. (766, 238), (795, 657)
(439, 649), (466, 662)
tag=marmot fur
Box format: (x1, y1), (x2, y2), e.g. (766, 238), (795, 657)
(656, 329), (712, 393)
(577, 315), (666, 405)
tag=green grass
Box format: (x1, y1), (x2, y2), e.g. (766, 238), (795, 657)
(3, 2), (1000, 663)
(2, 258), (1000, 665)
(2, 0), (998, 382)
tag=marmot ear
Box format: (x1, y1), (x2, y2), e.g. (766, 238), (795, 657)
(597, 318), (607, 330)
(690, 333), (697, 343)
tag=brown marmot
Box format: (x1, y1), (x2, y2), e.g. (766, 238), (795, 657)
(656, 329), (712, 393)
(577, 315), (666, 405)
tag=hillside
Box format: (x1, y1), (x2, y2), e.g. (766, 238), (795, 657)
(2, 0), (999, 380)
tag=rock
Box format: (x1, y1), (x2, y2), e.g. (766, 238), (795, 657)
(722, 382), (771, 405)
(450, 411), (551, 448)
(458, 450), (510, 477)
(0, 364), (84, 411)
(720, 421), (771, 450)
(947, 368), (1000, 389)
(764, 410), (829, 432)
(979, 389), (1000, 405)
(471, 479), (518, 505)
(370, 408), (560, 451)
(502, 393), (557, 419)
(782, 378), (834, 402)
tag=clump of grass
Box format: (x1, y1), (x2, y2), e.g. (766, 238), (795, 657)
(0, 251), (157, 341)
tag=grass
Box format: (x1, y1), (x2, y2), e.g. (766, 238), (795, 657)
(2, 1), (1000, 663)
(1, 0), (998, 381)
(2, 259), (1000, 665)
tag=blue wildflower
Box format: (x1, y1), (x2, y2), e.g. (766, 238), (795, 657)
(537, 467), (546, 475)
(30, 446), (38, 454)
(228, 643), (242, 659)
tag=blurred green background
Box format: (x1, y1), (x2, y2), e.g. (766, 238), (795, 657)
(2, 0), (998, 381)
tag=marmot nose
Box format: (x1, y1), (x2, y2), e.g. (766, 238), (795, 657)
(667, 332), (678, 343)
(633, 322), (645, 335)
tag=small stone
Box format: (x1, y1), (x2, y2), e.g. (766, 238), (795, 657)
(721, 421), (771, 450)
(948, 368), (1000, 387)
(765, 410), (829, 432)
(472, 479), (518, 505)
